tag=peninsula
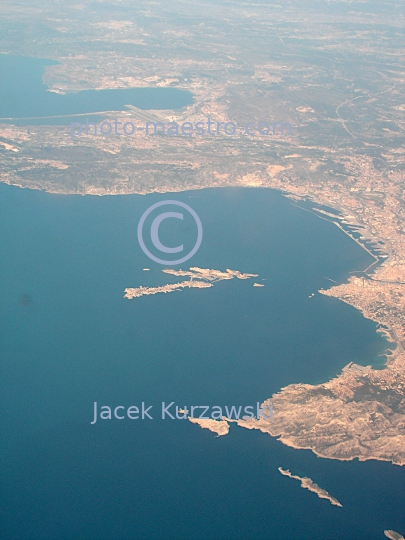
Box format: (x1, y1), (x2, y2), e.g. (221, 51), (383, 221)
(188, 417), (230, 438)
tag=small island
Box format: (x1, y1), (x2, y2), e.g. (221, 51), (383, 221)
(278, 467), (342, 507)
(124, 267), (259, 300)
(384, 531), (405, 540)
(124, 280), (212, 299)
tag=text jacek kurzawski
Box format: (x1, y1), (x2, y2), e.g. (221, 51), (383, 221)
(90, 401), (273, 424)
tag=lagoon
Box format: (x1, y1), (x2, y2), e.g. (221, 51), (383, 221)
(0, 55), (193, 125)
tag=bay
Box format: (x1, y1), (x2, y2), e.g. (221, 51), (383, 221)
(0, 184), (403, 540)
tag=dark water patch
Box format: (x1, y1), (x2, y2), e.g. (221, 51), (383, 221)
(19, 293), (33, 307)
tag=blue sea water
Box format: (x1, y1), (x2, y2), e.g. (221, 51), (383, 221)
(0, 55), (193, 124)
(0, 184), (403, 540)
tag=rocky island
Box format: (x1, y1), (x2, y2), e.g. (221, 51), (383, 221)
(124, 267), (258, 299)
(278, 467), (342, 508)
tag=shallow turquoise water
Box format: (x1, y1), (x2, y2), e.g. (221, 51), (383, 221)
(1, 184), (403, 539)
